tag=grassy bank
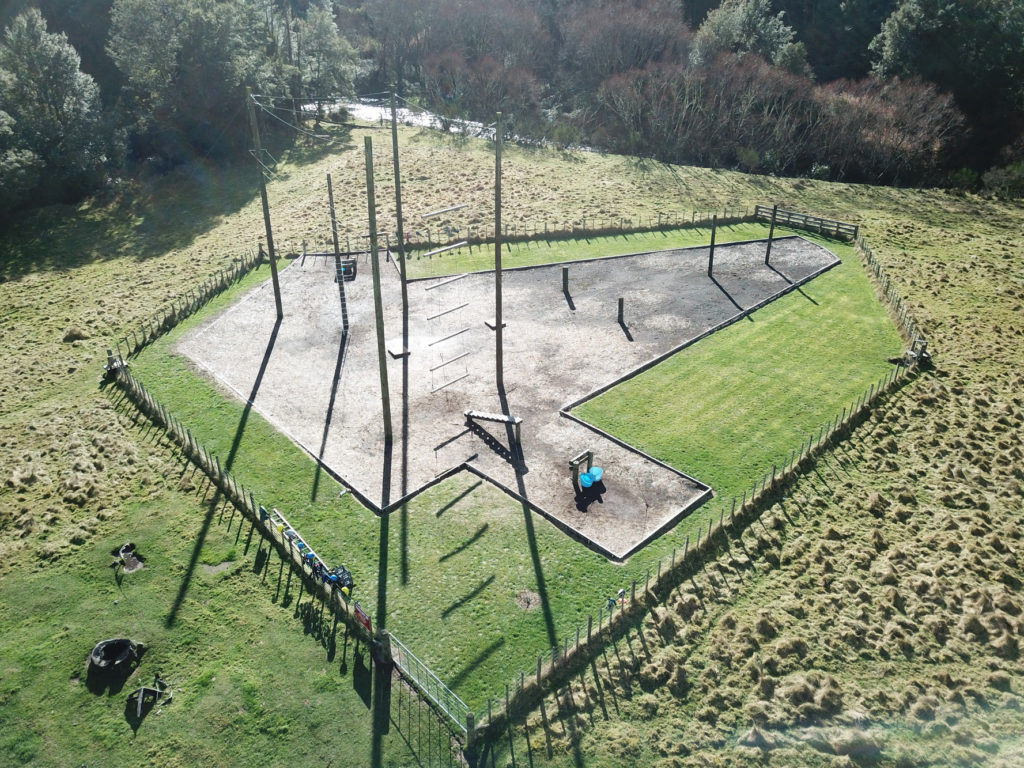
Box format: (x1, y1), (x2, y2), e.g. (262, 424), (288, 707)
(3, 120), (1020, 766)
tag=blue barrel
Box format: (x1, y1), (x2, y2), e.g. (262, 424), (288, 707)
(580, 472), (594, 488)
(590, 466), (603, 482)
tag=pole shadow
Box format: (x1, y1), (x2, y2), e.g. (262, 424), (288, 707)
(439, 523), (489, 562)
(766, 262), (794, 285)
(617, 318), (634, 342)
(435, 480), (482, 517)
(167, 317), (281, 627)
(498, 383), (557, 649)
(311, 328), (349, 502)
(441, 574), (496, 619)
(448, 637), (506, 690)
(709, 275), (750, 320)
(563, 288), (576, 311)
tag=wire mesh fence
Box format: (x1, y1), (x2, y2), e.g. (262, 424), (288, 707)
(390, 633), (471, 735)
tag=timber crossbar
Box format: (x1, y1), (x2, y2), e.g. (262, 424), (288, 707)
(465, 410), (522, 443)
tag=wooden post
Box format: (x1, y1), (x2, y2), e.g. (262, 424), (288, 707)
(390, 92), (409, 330)
(494, 112), (504, 392)
(617, 297), (624, 324)
(765, 204), (777, 265)
(327, 173), (349, 333)
(246, 88), (283, 320)
(707, 215), (717, 277)
(364, 137), (392, 444)
(587, 614), (593, 641)
(562, 266), (568, 293)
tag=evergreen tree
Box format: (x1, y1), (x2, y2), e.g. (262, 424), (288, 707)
(0, 8), (113, 212)
(108, 0), (266, 163)
(297, 0), (355, 117)
(871, 0), (1024, 158)
(691, 0), (810, 75)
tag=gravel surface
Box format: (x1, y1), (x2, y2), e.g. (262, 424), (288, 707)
(177, 236), (838, 559)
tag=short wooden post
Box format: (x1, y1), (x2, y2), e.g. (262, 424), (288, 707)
(707, 215), (717, 277)
(617, 297), (624, 324)
(536, 656), (542, 684)
(630, 580), (636, 603)
(765, 204), (777, 265)
(562, 266), (568, 293)
(587, 614), (593, 641)
(683, 534), (689, 559)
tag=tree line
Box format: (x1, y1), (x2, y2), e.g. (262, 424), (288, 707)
(3, 0), (1024, 220)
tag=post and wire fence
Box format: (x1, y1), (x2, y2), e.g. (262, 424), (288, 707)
(105, 206), (924, 752)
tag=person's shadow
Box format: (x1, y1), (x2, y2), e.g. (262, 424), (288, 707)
(573, 479), (606, 512)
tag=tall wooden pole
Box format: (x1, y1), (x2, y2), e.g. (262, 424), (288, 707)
(391, 92), (408, 335)
(365, 137), (392, 443)
(494, 112), (504, 392)
(327, 173), (348, 333)
(245, 88), (283, 320)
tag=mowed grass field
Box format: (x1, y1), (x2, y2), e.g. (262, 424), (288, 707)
(120, 216), (898, 714)
(2, 119), (1022, 767)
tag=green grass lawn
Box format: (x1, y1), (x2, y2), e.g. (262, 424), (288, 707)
(575, 237), (904, 504)
(121, 223), (901, 714)
(404, 221), (770, 279)
(0, 454), (423, 767)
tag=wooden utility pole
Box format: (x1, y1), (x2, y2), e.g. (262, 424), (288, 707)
(327, 173), (348, 333)
(365, 137), (392, 443)
(494, 112), (504, 393)
(246, 88), (283, 320)
(765, 204), (778, 265)
(390, 92), (408, 332)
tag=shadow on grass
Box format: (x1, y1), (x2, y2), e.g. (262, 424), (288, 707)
(311, 328), (349, 502)
(448, 638), (506, 692)
(439, 523), (489, 562)
(435, 480), (481, 517)
(165, 317), (280, 628)
(441, 574), (496, 619)
(0, 158), (262, 282)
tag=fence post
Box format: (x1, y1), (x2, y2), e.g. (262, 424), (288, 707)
(683, 534), (689, 560)
(536, 656), (542, 685)
(587, 614), (593, 642)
